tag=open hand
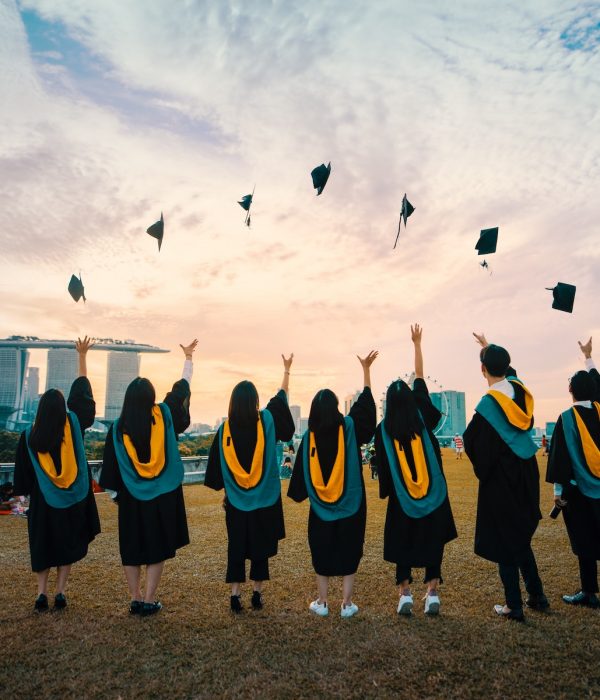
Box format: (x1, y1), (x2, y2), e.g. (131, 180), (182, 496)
(578, 337), (592, 359)
(282, 353), (294, 371)
(180, 339), (198, 358)
(411, 324), (423, 344)
(75, 336), (95, 354)
(472, 332), (489, 349)
(357, 350), (379, 368)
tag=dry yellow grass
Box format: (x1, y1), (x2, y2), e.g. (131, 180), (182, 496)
(1, 450), (599, 699)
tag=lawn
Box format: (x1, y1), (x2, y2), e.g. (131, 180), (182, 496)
(0, 450), (598, 699)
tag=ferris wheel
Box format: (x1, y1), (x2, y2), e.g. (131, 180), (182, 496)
(382, 374), (450, 436)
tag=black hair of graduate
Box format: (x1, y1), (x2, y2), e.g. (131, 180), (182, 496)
(228, 381), (259, 426)
(384, 380), (422, 442)
(480, 344), (511, 377)
(569, 370), (595, 402)
(29, 389), (67, 454)
(119, 377), (156, 459)
(308, 389), (343, 433)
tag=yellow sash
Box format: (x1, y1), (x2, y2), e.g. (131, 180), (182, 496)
(488, 382), (534, 430)
(573, 403), (600, 478)
(309, 426), (345, 503)
(123, 405), (166, 478)
(394, 435), (430, 499)
(37, 418), (78, 489)
(222, 418), (265, 488)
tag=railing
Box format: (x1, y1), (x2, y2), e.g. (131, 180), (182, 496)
(0, 456), (208, 486)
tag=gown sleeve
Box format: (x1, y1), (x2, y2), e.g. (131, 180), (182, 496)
(374, 425), (391, 499)
(463, 412), (495, 482)
(545, 415), (574, 487)
(287, 435), (308, 502)
(348, 387), (377, 445)
(99, 426), (124, 491)
(412, 378), (442, 432)
(13, 432), (34, 497)
(589, 367), (600, 402)
(163, 379), (191, 436)
(67, 376), (96, 433)
(265, 390), (295, 442)
(203, 433), (224, 491)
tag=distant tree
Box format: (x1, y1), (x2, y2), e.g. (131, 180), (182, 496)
(0, 431), (21, 462)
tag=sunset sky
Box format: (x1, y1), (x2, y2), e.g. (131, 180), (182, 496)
(1, 0), (599, 426)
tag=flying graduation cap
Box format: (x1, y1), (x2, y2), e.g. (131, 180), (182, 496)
(475, 227), (498, 255)
(393, 194), (415, 249)
(546, 282), (576, 313)
(238, 186), (255, 227)
(311, 162), (331, 195)
(479, 259), (492, 275)
(68, 274), (86, 303)
(146, 212), (164, 251)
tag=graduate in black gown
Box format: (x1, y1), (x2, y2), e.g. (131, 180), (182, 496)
(546, 337), (600, 608)
(100, 340), (197, 616)
(205, 354), (295, 612)
(375, 325), (457, 616)
(288, 351), (377, 618)
(14, 336), (100, 612)
(463, 333), (547, 621)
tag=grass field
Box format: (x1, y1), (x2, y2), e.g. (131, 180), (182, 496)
(1, 449), (599, 699)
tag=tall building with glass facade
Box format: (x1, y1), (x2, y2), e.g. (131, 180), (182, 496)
(0, 347), (30, 428)
(24, 367), (40, 418)
(46, 349), (78, 397)
(104, 352), (141, 420)
(430, 390), (466, 436)
(290, 404), (301, 435)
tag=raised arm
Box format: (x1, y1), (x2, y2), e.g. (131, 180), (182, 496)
(75, 335), (94, 377)
(411, 324), (424, 379)
(579, 336), (592, 361)
(179, 339), (198, 383)
(357, 350), (378, 389)
(281, 353), (294, 395)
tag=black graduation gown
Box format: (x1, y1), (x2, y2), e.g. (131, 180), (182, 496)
(204, 390), (295, 562)
(463, 369), (541, 565)
(287, 388), (376, 576)
(375, 378), (457, 567)
(13, 377), (101, 572)
(546, 404), (600, 560)
(99, 384), (191, 566)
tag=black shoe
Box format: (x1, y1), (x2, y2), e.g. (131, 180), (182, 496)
(525, 594), (549, 611)
(251, 591), (263, 610)
(562, 591), (600, 608)
(34, 594), (49, 613)
(230, 595), (243, 613)
(129, 600), (143, 615)
(493, 604), (525, 622)
(141, 601), (163, 617)
(54, 593), (67, 610)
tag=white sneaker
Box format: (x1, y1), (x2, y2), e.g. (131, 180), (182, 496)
(309, 599), (329, 617)
(341, 602), (359, 618)
(424, 593), (440, 615)
(397, 593), (413, 616)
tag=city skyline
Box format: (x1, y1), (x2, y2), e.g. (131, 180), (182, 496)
(1, 2), (599, 428)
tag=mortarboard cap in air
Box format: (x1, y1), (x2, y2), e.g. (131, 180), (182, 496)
(393, 193), (415, 249)
(546, 282), (576, 313)
(147, 212), (164, 251)
(68, 274), (86, 303)
(238, 186), (255, 226)
(475, 227), (498, 255)
(311, 162), (331, 196)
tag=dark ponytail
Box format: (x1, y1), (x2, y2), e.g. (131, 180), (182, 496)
(28, 389), (67, 453)
(383, 380), (422, 442)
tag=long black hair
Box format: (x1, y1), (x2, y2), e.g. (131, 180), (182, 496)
(308, 389), (343, 433)
(228, 381), (259, 426)
(118, 377), (156, 460)
(383, 380), (422, 442)
(28, 389), (67, 453)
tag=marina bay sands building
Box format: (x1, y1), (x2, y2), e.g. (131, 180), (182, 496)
(0, 337), (169, 430)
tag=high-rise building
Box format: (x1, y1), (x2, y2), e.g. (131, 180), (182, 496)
(344, 391), (361, 415)
(24, 367), (40, 418)
(104, 352), (141, 420)
(545, 421), (557, 438)
(46, 349), (78, 397)
(290, 404), (301, 434)
(430, 390), (466, 436)
(299, 417), (309, 434)
(0, 347), (30, 428)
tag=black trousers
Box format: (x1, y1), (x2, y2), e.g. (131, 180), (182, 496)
(579, 557), (599, 593)
(226, 557), (269, 584)
(498, 545), (544, 610)
(396, 561), (442, 586)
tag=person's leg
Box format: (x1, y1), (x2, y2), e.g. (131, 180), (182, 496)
(519, 545), (545, 598)
(123, 565), (143, 601)
(579, 557), (599, 594)
(342, 574), (355, 606)
(396, 564), (412, 593)
(226, 553), (246, 597)
(36, 569), (50, 597)
(316, 574), (329, 603)
(55, 565), (72, 594)
(498, 563), (522, 611)
(144, 561), (165, 602)
(249, 558), (269, 593)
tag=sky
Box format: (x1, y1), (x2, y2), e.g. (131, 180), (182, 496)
(1, 0), (599, 426)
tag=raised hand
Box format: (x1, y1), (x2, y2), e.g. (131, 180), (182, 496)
(282, 353), (294, 372)
(472, 332), (489, 349)
(357, 350), (379, 368)
(411, 324), (423, 344)
(180, 339), (198, 358)
(578, 337), (592, 359)
(75, 336), (95, 354)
